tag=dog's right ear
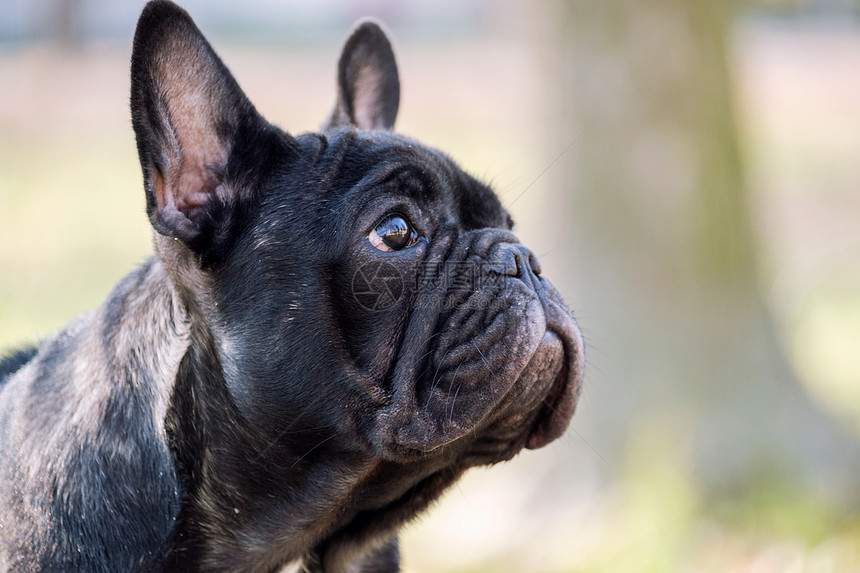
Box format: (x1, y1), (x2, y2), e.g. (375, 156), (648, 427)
(324, 19), (400, 131)
(131, 1), (275, 254)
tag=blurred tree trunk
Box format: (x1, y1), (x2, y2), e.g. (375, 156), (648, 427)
(546, 0), (860, 496)
(51, 0), (82, 49)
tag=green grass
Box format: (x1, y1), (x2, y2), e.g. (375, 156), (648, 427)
(0, 137), (151, 346)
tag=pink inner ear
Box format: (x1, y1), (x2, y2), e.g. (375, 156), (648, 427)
(151, 157), (223, 224)
(152, 169), (169, 212)
(152, 40), (232, 216)
(352, 64), (384, 129)
(176, 188), (213, 212)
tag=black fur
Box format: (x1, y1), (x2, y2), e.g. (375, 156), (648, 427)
(0, 2), (584, 571)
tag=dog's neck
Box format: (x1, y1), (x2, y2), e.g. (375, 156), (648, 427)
(102, 255), (463, 571)
(94, 256), (341, 568)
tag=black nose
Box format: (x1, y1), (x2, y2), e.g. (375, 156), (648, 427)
(489, 242), (542, 287)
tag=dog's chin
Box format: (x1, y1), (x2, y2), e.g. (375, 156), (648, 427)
(445, 324), (582, 467)
(523, 328), (580, 450)
(474, 325), (580, 458)
(524, 289), (586, 449)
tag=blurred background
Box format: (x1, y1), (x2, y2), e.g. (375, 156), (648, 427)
(2, 0), (860, 571)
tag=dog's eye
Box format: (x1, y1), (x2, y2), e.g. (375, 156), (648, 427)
(369, 214), (418, 252)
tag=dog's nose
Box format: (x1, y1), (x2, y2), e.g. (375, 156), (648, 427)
(488, 242), (542, 287)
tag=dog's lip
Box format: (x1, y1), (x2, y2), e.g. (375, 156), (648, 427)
(525, 319), (584, 450)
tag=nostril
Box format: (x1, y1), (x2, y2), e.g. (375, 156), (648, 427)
(512, 252), (524, 279)
(487, 243), (521, 277)
(487, 243), (541, 284)
(528, 251), (542, 276)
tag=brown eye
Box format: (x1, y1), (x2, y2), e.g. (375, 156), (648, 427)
(369, 214), (418, 252)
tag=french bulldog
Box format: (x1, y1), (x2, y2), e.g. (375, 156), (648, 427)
(0, 1), (584, 571)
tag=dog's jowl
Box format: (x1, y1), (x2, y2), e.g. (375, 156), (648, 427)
(0, 2), (584, 571)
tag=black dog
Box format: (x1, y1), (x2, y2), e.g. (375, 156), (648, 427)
(0, 2), (584, 571)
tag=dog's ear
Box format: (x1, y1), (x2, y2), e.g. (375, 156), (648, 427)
(324, 19), (400, 131)
(131, 0), (273, 252)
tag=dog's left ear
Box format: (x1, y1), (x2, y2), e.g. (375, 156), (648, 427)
(130, 1), (277, 253)
(324, 19), (400, 131)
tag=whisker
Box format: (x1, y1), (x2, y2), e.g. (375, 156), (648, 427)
(472, 338), (495, 394)
(535, 241), (574, 261)
(290, 434), (336, 469)
(449, 384), (461, 424)
(425, 346), (453, 411)
(445, 363), (462, 423)
(251, 398), (331, 463)
(568, 425), (607, 466)
(505, 112), (603, 210)
(538, 394), (608, 466)
(415, 330), (443, 360)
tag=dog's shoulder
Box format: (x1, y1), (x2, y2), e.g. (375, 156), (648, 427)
(0, 346), (38, 386)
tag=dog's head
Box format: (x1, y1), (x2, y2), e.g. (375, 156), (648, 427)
(131, 1), (583, 472)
